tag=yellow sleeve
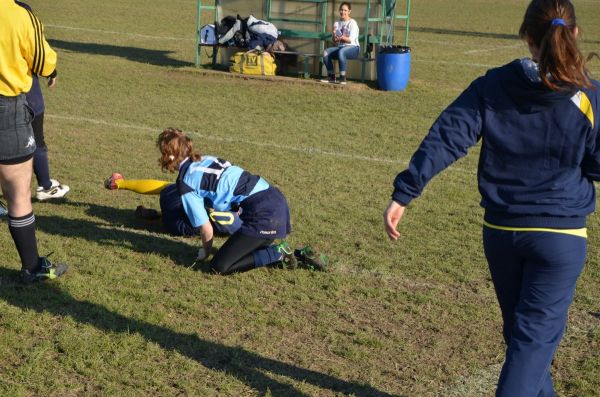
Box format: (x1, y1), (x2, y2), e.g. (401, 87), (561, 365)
(116, 179), (172, 195)
(21, 9), (57, 77)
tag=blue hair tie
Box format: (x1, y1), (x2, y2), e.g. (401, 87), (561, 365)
(551, 18), (566, 26)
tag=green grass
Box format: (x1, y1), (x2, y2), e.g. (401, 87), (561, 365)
(0, 0), (599, 396)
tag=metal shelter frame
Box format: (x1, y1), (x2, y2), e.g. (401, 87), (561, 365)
(195, 0), (411, 81)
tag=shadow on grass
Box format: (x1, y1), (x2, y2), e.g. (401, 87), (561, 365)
(411, 26), (518, 41)
(87, 201), (164, 233)
(35, 201), (235, 272)
(49, 39), (192, 67)
(35, 213), (193, 266)
(0, 269), (402, 397)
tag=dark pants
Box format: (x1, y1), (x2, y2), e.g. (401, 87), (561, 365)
(483, 227), (586, 397)
(323, 45), (359, 74)
(159, 184), (196, 237)
(210, 232), (273, 275)
(32, 112), (53, 189)
(31, 112), (46, 147)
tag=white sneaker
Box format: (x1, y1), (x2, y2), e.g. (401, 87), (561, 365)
(36, 179), (70, 201)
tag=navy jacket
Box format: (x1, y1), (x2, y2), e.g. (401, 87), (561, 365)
(392, 59), (600, 228)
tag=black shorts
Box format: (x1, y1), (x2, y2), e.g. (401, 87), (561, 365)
(0, 94), (36, 163)
(239, 186), (291, 239)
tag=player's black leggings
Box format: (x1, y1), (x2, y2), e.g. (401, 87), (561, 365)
(210, 231), (273, 275)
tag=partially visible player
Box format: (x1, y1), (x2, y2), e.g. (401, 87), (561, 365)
(384, 0), (599, 395)
(153, 127), (329, 274)
(103, 173), (242, 237)
(16, 2), (70, 201)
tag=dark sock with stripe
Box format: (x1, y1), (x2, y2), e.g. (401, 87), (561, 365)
(252, 245), (283, 267)
(8, 212), (39, 272)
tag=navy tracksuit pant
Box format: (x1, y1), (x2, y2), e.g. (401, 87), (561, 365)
(483, 227), (586, 397)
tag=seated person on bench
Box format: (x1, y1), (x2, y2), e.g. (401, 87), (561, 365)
(321, 2), (360, 85)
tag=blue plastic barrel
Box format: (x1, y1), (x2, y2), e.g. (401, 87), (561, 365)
(376, 46), (411, 91)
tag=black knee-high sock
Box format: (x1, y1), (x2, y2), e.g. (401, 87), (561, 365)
(8, 212), (39, 271)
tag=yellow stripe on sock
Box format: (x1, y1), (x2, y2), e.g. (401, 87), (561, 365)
(483, 221), (587, 238)
(117, 179), (171, 194)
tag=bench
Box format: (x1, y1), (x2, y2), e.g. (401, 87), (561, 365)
(271, 50), (322, 78)
(195, 26), (379, 81)
(272, 28), (330, 78)
(273, 29), (380, 81)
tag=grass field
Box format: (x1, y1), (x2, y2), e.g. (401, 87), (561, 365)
(0, 1), (599, 396)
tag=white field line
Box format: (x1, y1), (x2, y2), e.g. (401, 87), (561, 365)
(51, 111), (600, 188)
(410, 38), (505, 47)
(47, 114), (411, 166)
(48, 113), (484, 176)
(463, 42), (523, 55)
(46, 24), (194, 42)
(400, 38), (524, 58)
(50, 113), (600, 192)
(412, 59), (496, 68)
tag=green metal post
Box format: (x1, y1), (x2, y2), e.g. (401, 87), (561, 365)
(195, 0), (219, 68)
(195, 0), (202, 66)
(403, 0), (411, 46)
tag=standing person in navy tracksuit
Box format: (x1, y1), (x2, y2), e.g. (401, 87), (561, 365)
(156, 127), (329, 274)
(16, 1), (70, 201)
(384, 0), (598, 395)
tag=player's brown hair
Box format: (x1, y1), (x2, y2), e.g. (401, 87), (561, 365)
(519, 0), (593, 91)
(156, 127), (201, 172)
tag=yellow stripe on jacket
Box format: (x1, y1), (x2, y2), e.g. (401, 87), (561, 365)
(571, 91), (594, 128)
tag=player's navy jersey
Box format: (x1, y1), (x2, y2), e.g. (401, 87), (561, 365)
(178, 156), (269, 228)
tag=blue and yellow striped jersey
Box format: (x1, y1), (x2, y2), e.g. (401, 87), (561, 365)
(178, 156), (269, 228)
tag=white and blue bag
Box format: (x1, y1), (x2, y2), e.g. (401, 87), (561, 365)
(200, 24), (216, 45)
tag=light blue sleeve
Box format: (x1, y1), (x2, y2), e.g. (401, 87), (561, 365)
(181, 192), (209, 228)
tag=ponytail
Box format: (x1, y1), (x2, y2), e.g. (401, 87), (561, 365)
(519, 0), (593, 91)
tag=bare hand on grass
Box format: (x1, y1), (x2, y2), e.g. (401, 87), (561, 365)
(384, 200), (405, 241)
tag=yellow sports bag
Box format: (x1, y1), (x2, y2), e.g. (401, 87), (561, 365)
(229, 50), (276, 76)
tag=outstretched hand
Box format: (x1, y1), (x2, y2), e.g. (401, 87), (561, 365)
(47, 76), (57, 88)
(384, 200), (406, 241)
